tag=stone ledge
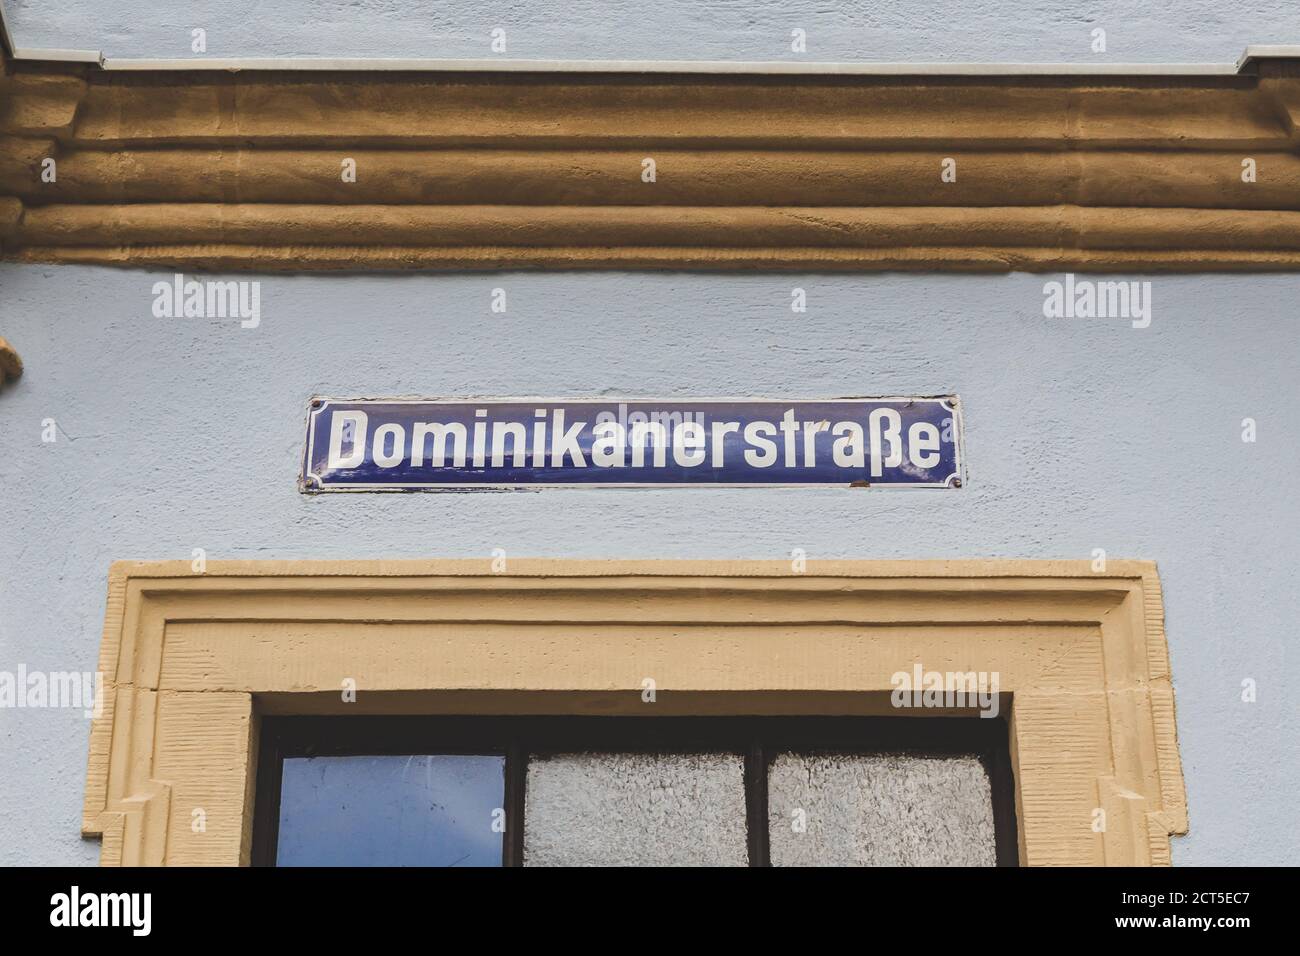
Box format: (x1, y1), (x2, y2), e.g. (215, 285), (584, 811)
(3, 50), (1299, 272)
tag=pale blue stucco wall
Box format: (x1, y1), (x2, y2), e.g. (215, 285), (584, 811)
(2, 0), (1298, 62)
(1, 266), (1296, 865)
(1, 2), (1297, 867)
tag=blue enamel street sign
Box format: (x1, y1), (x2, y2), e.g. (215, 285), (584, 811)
(300, 398), (964, 491)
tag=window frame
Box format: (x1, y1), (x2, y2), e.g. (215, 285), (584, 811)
(84, 558), (1187, 866)
(251, 714), (1018, 867)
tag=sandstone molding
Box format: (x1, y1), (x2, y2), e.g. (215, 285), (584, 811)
(3, 50), (1300, 272)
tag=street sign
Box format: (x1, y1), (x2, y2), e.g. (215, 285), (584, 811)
(301, 397), (964, 491)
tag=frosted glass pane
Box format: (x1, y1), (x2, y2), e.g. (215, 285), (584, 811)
(277, 754), (504, 866)
(768, 753), (996, 866)
(524, 752), (747, 866)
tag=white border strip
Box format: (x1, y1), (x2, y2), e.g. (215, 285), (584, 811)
(29, 55), (1265, 76)
(10, 47), (102, 64)
(88, 57), (1251, 75)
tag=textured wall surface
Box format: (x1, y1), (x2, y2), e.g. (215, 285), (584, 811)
(768, 754), (996, 866)
(2, 0), (1297, 62)
(524, 753), (748, 865)
(0, 265), (1295, 866)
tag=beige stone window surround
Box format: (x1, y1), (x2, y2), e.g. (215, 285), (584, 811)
(83, 558), (1187, 866)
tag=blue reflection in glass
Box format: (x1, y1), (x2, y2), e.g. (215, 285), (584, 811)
(276, 754), (504, 866)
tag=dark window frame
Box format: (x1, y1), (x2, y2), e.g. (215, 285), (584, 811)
(252, 715), (1018, 867)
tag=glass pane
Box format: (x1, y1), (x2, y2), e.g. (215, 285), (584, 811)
(767, 753), (996, 866)
(277, 754), (504, 866)
(523, 752), (747, 866)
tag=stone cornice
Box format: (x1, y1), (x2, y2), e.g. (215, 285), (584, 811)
(4, 51), (1300, 272)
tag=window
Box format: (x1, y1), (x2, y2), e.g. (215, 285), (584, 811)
(86, 560), (1185, 866)
(252, 716), (1017, 866)
(275, 754), (506, 866)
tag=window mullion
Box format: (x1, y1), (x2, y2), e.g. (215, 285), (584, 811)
(503, 740), (527, 867)
(744, 738), (770, 867)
